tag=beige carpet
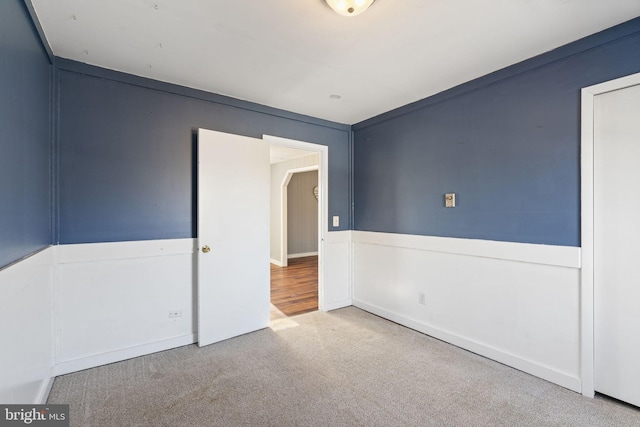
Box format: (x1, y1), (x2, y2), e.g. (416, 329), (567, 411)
(48, 307), (640, 426)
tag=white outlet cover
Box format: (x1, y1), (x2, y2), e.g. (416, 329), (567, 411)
(445, 193), (456, 208)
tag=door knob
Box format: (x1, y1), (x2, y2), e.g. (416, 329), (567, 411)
(202, 245), (211, 253)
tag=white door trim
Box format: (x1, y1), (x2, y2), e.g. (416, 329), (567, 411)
(280, 165), (319, 267)
(263, 134), (329, 312)
(580, 71), (640, 397)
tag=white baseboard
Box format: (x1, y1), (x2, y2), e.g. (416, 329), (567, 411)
(54, 334), (197, 376)
(270, 258), (285, 267)
(37, 373), (56, 404)
(288, 251), (318, 259)
(323, 299), (353, 312)
(353, 299), (580, 392)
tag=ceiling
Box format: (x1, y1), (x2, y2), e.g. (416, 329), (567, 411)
(31, 0), (640, 125)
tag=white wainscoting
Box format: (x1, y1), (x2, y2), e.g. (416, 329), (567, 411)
(321, 231), (352, 311)
(0, 248), (55, 404)
(54, 239), (197, 375)
(352, 231), (582, 392)
(3, 231), (583, 403)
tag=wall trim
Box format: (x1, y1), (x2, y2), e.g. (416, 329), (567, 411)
(0, 245), (51, 273)
(270, 258), (285, 267)
(55, 59), (349, 131)
(37, 373), (55, 405)
(325, 229), (353, 243)
(288, 252), (318, 259)
(53, 334), (197, 377)
(324, 299), (353, 312)
(580, 70), (640, 398)
(22, 0), (54, 64)
(353, 299), (581, 392)
(56, 238), (196, 264)
(352, 231), (580, 268)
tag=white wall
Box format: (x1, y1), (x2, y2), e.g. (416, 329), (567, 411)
(322, 231), (353, 311)
(54, 239), (196, 375)
(0, 233), (350, 403)
(352, 231), (582, 392)
(270, 154), (319, 265)
(1, 239), (197, 403)
(2, 232), (584, 403)
(0, 248), (55, 404)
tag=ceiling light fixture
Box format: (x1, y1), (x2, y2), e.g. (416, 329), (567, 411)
(325, 0), (375, 17)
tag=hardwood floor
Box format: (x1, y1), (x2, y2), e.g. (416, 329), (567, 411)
(270, 256), (318, 318)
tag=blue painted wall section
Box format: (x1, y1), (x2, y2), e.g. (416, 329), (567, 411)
(56, 60), (351, 244)
(0, 0), (51, 267)
(353, 18), (640, 247)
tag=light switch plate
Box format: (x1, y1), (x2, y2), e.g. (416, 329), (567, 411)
(332, 216), (340, 227)
(445, 193), (456, 208)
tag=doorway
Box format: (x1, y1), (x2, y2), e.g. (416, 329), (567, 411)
(581, 72), (640, 406)
(196, 130), (331, 345)
(265, 135), (327, 323)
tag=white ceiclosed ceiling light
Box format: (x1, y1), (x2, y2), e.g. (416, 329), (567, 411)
(325, 0), (375, 17)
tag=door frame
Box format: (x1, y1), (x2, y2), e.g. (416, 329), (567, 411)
(263, 134), (329, 312)
(580, 71), (640, 397)
(281, 166), (320, 267)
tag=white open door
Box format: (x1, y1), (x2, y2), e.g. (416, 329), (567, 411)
(593, 82), (640, 407)
(197, 128), (270, 347)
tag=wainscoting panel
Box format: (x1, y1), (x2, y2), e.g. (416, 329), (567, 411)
(322, 231), (352, 311)
(352, 231), (581, 391)
(0, 248), (55, 404)
(54, 239), (197, 375)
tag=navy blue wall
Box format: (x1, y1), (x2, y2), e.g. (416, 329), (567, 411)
(353, 18), (640, 247)
(56, 60), (351, 244)
(0, 0), (51, 267)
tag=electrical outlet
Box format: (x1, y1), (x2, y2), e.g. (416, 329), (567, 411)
(418, 293), (426, 305)
(332, 215), (340, 227)
(168, 309), (183, 318)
